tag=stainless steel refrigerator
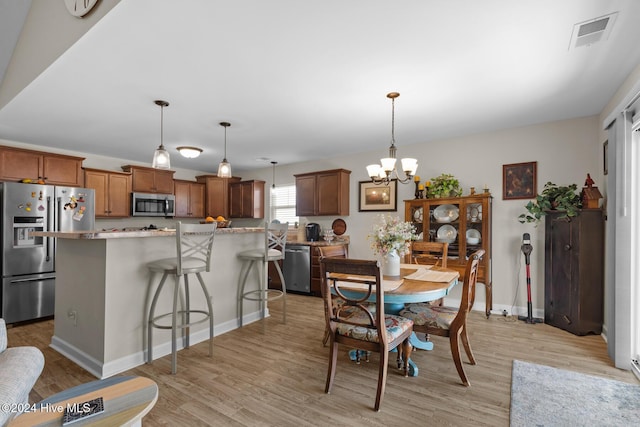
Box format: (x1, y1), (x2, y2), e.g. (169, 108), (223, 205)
(1, 182), (95, 323)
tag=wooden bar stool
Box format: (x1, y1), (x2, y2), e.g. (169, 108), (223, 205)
(146, 222), (216, 374)
(237, 222), (288, 326)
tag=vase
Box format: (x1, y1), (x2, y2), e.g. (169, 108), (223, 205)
(383, 250), (401, 277)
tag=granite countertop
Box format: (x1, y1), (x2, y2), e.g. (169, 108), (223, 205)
(31, 227), (265, 240)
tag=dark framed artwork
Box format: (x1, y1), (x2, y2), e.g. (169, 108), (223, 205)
(358, 180), (397, 211)
(603, 140), (608, 175)
(503, 161), (537, 200)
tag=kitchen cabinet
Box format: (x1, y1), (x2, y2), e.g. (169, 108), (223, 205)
(121, 165), (175, 194)
(405, 193), (493, 317)
(294, 169), (351, 216)
(229, 180), (265, 219)
(0, 145), (84, 186)
(544, 209), (604, 335)
(84, 168), (131, 217)
(195, 175), (241, 219)
(174, 180), (205, 218)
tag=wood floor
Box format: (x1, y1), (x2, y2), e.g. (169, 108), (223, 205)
(8, 294), (638, 426)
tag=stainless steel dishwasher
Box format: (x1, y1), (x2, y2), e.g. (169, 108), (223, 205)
(283, 244), (311, 293)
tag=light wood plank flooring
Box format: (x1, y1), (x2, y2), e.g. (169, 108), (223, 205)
(8, 294), (638, 426)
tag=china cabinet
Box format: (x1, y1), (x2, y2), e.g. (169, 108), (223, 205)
(174, 180), (205, 218)
(405, 193), (493, 317)
(0, 145), (84, 186)
(84, 168), (131, 217)
(544, 209), (604, 335)
(294, 169), (351, 216)
(121, 165), (175, 194)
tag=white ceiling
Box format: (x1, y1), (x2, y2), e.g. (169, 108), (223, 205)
(1, 0), (640, 174)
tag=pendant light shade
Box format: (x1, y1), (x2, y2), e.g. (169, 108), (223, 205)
(217, 122), (232, 178)
(152, 100), (171, 169)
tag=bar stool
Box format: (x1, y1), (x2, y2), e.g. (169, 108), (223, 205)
(146, 221), (216, 374)
(237, 222), (288, 326)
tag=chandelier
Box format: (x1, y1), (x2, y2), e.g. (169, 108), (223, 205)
(366, 92), (418, 185)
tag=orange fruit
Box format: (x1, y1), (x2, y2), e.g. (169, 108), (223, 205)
(205, 216), (215, 223)
(216, 216), (225, 221)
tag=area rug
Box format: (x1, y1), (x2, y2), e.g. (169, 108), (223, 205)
(510, 360), (640, 426)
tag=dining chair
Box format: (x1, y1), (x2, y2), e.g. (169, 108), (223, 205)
(320, 257), (414, 411)
(399, 249), (484, 386)
(410, 241), (448, 306)
(410, 241), (448, 267)
(318, 244), (349, 346)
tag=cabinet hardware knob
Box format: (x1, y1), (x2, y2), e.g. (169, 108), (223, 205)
(564, 244), (572, 251)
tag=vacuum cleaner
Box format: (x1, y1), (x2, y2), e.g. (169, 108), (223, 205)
(518, 233), (543, 324)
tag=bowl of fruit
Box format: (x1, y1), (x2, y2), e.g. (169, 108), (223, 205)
(202, 216), (231, 228)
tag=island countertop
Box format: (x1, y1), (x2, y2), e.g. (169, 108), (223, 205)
(31, 226), (264, 239)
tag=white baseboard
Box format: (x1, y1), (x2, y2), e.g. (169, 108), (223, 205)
(50, 309), (268, 379)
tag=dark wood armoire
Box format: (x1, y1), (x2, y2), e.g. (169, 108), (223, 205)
(544, 209), (604, 335)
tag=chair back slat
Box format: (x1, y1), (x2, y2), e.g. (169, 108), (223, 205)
(175, 222), (217, 275)
(265, 221), (288, 259)
(318, 244), (348, 259)
(453, 249), (484, 327)
(410, 241), (448, 268)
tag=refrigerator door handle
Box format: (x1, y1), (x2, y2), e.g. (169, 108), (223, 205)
(9, 276), (55, 284)
(46, 196), (53, 262)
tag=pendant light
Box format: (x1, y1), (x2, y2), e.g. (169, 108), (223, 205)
(271, 161), (277, 188)
(151, 100), (171, 169)
(217, 122), (232, 178)
(366, 92), (418, 185)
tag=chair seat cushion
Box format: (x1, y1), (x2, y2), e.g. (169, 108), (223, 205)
(399, 303), (458, 330)
(147, 256), (207, 273)
(237, 248), (283, 261)
(335, 314), (412, 343)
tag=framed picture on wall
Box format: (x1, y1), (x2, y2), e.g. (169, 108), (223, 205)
(359, 180), (397, 211)
(503, 161), (537, 200)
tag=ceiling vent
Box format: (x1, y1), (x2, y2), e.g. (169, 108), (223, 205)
(569, 12), (617, 50)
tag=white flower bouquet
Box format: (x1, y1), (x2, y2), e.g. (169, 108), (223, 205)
(368, 214), (416, 257)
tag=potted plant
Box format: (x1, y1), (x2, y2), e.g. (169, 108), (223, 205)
(518, 181), (582, 225)
(428, 173), (462, 198)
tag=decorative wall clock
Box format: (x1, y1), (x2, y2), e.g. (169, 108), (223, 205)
(64, 0), (100, 18)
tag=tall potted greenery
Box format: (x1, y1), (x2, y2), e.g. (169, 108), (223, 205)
(518, 182), (582, 225)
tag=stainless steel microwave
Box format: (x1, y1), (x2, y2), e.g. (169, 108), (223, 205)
(131, 192), (175, 217)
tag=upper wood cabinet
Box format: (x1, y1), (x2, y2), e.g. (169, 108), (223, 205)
(0, 145), (84, 186)
(195, 175), (241, 219)
(84, 168), (131, 217)
(229, 180), (265, 219)
(405, 193), (493, 317)
(174, 180), (205, 218)
(294, 169), (351, 216)
(121, 165), (175, 194)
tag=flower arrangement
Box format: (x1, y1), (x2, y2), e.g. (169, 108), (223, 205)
(368, 214), (416, 257)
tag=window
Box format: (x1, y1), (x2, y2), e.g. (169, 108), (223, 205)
(271, 184), (298, 225)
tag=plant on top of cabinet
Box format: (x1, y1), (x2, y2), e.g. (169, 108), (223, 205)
(518, 182), (581, 225)
(428, 173), (462, 198)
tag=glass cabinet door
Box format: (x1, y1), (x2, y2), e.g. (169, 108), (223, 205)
(426, 201), (461, 259)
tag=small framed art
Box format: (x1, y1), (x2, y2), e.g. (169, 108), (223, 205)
(503, 161), (537, 200)
(359, 180), (397, 211)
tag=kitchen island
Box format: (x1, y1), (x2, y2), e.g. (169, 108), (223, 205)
(32, 227), (267, 378)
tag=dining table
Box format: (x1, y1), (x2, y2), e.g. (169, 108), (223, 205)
(337, 263), (460, 377)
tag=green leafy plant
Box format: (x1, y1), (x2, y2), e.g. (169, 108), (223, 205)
(518, 182), (582, 225)
(428, 173), (462, 198)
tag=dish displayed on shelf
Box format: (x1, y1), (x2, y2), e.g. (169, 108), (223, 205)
(413, 207), (423, 222)
(436, 224), (457, 243)
(433, 204), (459, 223)
(331, 218), (347, 236)
(467, 204), (482, 222)
(466, 228), (481, 244)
